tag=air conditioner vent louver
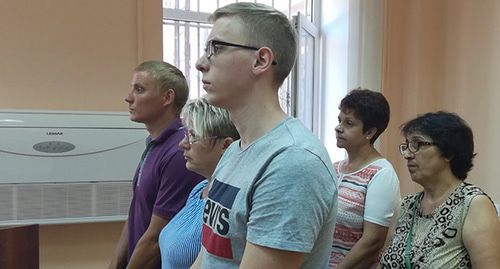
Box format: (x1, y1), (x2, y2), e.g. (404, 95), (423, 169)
(0, 181), (132, 225)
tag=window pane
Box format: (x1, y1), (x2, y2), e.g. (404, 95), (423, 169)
(256, 0), (274, 7)
(178, 0), (188, 10)
(199, 1), (218, 13)
(162, 0), (314, 103)
(190, 0), (199, 11)
(279, 77), (292, 115)
(188, 26), (200, 99)
(188, 25), (211, 99)
(274, 1), (290, 17)
(291, 0), (312, 20)
(219, 0), (238, 8)
(163, 23), (176, 63)
(179, 22), (186, 74)
(296, 30), (315, 128)
(163, 19), (211, 100)
(162, 0), (175, 9)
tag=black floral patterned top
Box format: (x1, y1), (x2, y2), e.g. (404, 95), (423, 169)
(380, 182), (493, 269)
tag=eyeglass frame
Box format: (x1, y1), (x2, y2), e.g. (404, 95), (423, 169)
(203, 39), (278, 65)
(399, 140), (436, 155)
(183, 128), (221, 145)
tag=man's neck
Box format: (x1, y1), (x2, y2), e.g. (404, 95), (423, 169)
(145, 112), (178, 139)
(229, 89), (286, 149)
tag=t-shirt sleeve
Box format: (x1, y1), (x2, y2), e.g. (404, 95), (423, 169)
(364, 166), (401, 227)
(153, 150), (204, 219)
(246, 147), (337, 253)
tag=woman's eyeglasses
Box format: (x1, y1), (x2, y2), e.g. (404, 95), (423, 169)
(183, 129), (220, 145)
(399, 140), (436, 155)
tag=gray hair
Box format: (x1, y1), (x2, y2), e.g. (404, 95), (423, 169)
(134, 61), (189, 115)
(181, 98), (239, 145)
(210, 2), (297, 86)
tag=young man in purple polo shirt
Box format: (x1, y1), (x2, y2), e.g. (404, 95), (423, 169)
(109, 61), (203, 269)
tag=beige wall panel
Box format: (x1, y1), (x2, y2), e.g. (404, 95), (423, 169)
(0, 0), (162, 268)
(382, 0), (500, 203)
(0, 0), (161, 111)
(40, 222), (124, 269)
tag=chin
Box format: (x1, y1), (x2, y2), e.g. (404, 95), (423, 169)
(129, 115), (141, 123)
(409, 174), (422, 184)
(204, 95), (218, 105)
(204, 94), (227, 109)
(186, 163), (199, 173)
(131, 118), (146, 125)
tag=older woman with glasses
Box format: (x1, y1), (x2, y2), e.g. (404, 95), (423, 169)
(158, 98), (239, 269)
(380, 111), (500, 269)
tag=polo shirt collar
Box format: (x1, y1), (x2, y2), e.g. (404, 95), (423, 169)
(148, 118), (183, 145)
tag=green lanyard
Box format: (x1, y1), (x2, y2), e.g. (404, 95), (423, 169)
(404, 199), (419, 269)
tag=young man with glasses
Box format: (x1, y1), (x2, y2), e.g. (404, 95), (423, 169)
(193, 3), (338, 269)
(109, 61), (203, 269)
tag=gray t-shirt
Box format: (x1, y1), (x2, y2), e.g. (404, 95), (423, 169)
(200, 117), (338, 269)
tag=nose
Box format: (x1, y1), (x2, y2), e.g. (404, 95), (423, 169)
(179, 136), (190, 149)
(125, 90), (133, 104)
(196, 54), (209, 72)
(334, 124), (342, 133)
(402, 149), (414, 160)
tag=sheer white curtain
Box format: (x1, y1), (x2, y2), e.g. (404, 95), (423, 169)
(320, 0), (383, 162)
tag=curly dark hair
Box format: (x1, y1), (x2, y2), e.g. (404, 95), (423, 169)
(401, 111), (476, 180)
(339, 88), (390, 144)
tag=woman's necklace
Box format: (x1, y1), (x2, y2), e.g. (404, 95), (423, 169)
(420, 182), (461, 215)
(341, 152), (379, 174)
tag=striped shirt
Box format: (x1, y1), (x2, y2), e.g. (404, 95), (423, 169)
(159, 180), (208, 269)
(329, 159), (400, 268)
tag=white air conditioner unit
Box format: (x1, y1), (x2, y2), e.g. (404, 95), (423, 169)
(0, 110), (148, 225)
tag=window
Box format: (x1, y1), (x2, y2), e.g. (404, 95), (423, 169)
(163, 0), (315, 119)
(163, 18), (210, 100)
(163, 0), (312, 18)
(292, 12), (320, 134)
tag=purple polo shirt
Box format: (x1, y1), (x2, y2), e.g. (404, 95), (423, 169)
(127, 118), (203, 268)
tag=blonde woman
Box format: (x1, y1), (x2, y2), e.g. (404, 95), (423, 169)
(159, 98), (238, 269)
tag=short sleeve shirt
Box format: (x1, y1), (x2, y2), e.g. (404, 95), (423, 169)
(127, 118), (204, 268)
(200, 117), (338, 269)
(329, 159), (400, 268)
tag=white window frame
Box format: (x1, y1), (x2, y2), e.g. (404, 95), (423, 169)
(292, 12), (320, 135)
(163, 1), (320, 135)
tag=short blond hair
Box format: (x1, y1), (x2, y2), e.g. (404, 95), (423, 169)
(210, 3), (297, 86)
(135, 61), (189, 114)
(181, 98), (239, 146)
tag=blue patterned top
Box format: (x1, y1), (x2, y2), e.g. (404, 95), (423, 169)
(159, 180), (208, 269)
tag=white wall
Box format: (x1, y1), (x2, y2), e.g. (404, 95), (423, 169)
(320, 0), (384, 162)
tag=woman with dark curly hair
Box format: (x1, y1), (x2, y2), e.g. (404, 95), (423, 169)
(329, 88), (400, 269)
(380, 111), (500, 269)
